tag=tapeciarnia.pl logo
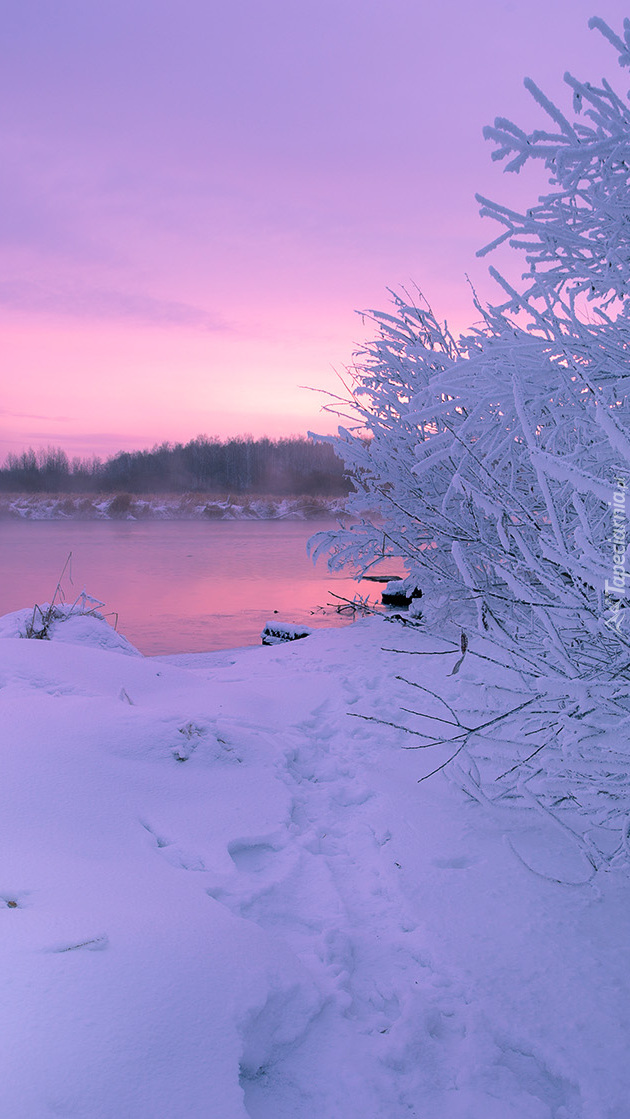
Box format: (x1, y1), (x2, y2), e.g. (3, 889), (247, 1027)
(604, 475), (629, 632)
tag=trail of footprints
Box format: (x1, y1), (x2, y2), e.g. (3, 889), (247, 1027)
(135, 702), (460, 1110)
(142, 699), (580, 1117)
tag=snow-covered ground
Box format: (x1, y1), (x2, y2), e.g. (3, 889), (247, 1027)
(1, 610), (629, 1118)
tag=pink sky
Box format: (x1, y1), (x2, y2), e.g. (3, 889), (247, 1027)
(1, 0), (626, 460)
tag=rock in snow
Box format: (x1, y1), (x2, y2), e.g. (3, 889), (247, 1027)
(381, 576), (422, 606)
(0, 612), (629, 1117)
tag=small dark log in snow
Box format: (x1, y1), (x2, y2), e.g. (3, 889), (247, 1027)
(261, 621), (313, 646)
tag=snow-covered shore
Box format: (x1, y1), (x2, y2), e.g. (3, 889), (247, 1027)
(1, 612), (629, 1117)
(0, 493), (347, 521)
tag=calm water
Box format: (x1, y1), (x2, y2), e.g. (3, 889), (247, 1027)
(0, 521), (399, 655)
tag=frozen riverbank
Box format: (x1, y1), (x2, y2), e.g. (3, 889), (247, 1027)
(1, 612), (629, 1117)
(0, 493), (347, 521)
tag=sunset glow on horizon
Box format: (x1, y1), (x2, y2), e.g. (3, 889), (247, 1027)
(1, 0), (626, 461)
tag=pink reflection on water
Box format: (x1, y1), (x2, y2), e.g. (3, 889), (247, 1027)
(0, 520), (403, 654)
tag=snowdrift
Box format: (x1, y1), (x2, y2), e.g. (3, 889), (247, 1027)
(1, 611), (629, 1117)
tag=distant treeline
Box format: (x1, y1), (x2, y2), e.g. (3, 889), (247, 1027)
(0, 436), (351, 496)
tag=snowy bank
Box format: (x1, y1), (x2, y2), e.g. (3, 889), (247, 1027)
(1, 611), (629, 1117)
(0, 493), (347, 521)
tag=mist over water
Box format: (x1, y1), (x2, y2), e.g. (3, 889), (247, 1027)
(0, 521), (397, 654)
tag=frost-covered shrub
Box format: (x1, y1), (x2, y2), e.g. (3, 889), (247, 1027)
(478, 17), (630, 312)
(312, 293), (630, 681)
(311, 17), (630, 684)
(310, 18), (630, 869)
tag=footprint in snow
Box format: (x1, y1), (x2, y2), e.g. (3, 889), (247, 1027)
(140, 819), (208, 871)
(227, 839), (279, 874)
(432, 855), (479, 870)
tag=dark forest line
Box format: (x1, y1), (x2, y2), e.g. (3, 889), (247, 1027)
(0, 436), (351, 496)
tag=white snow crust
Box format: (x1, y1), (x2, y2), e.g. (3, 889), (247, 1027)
(1, 612), (629, 1117)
